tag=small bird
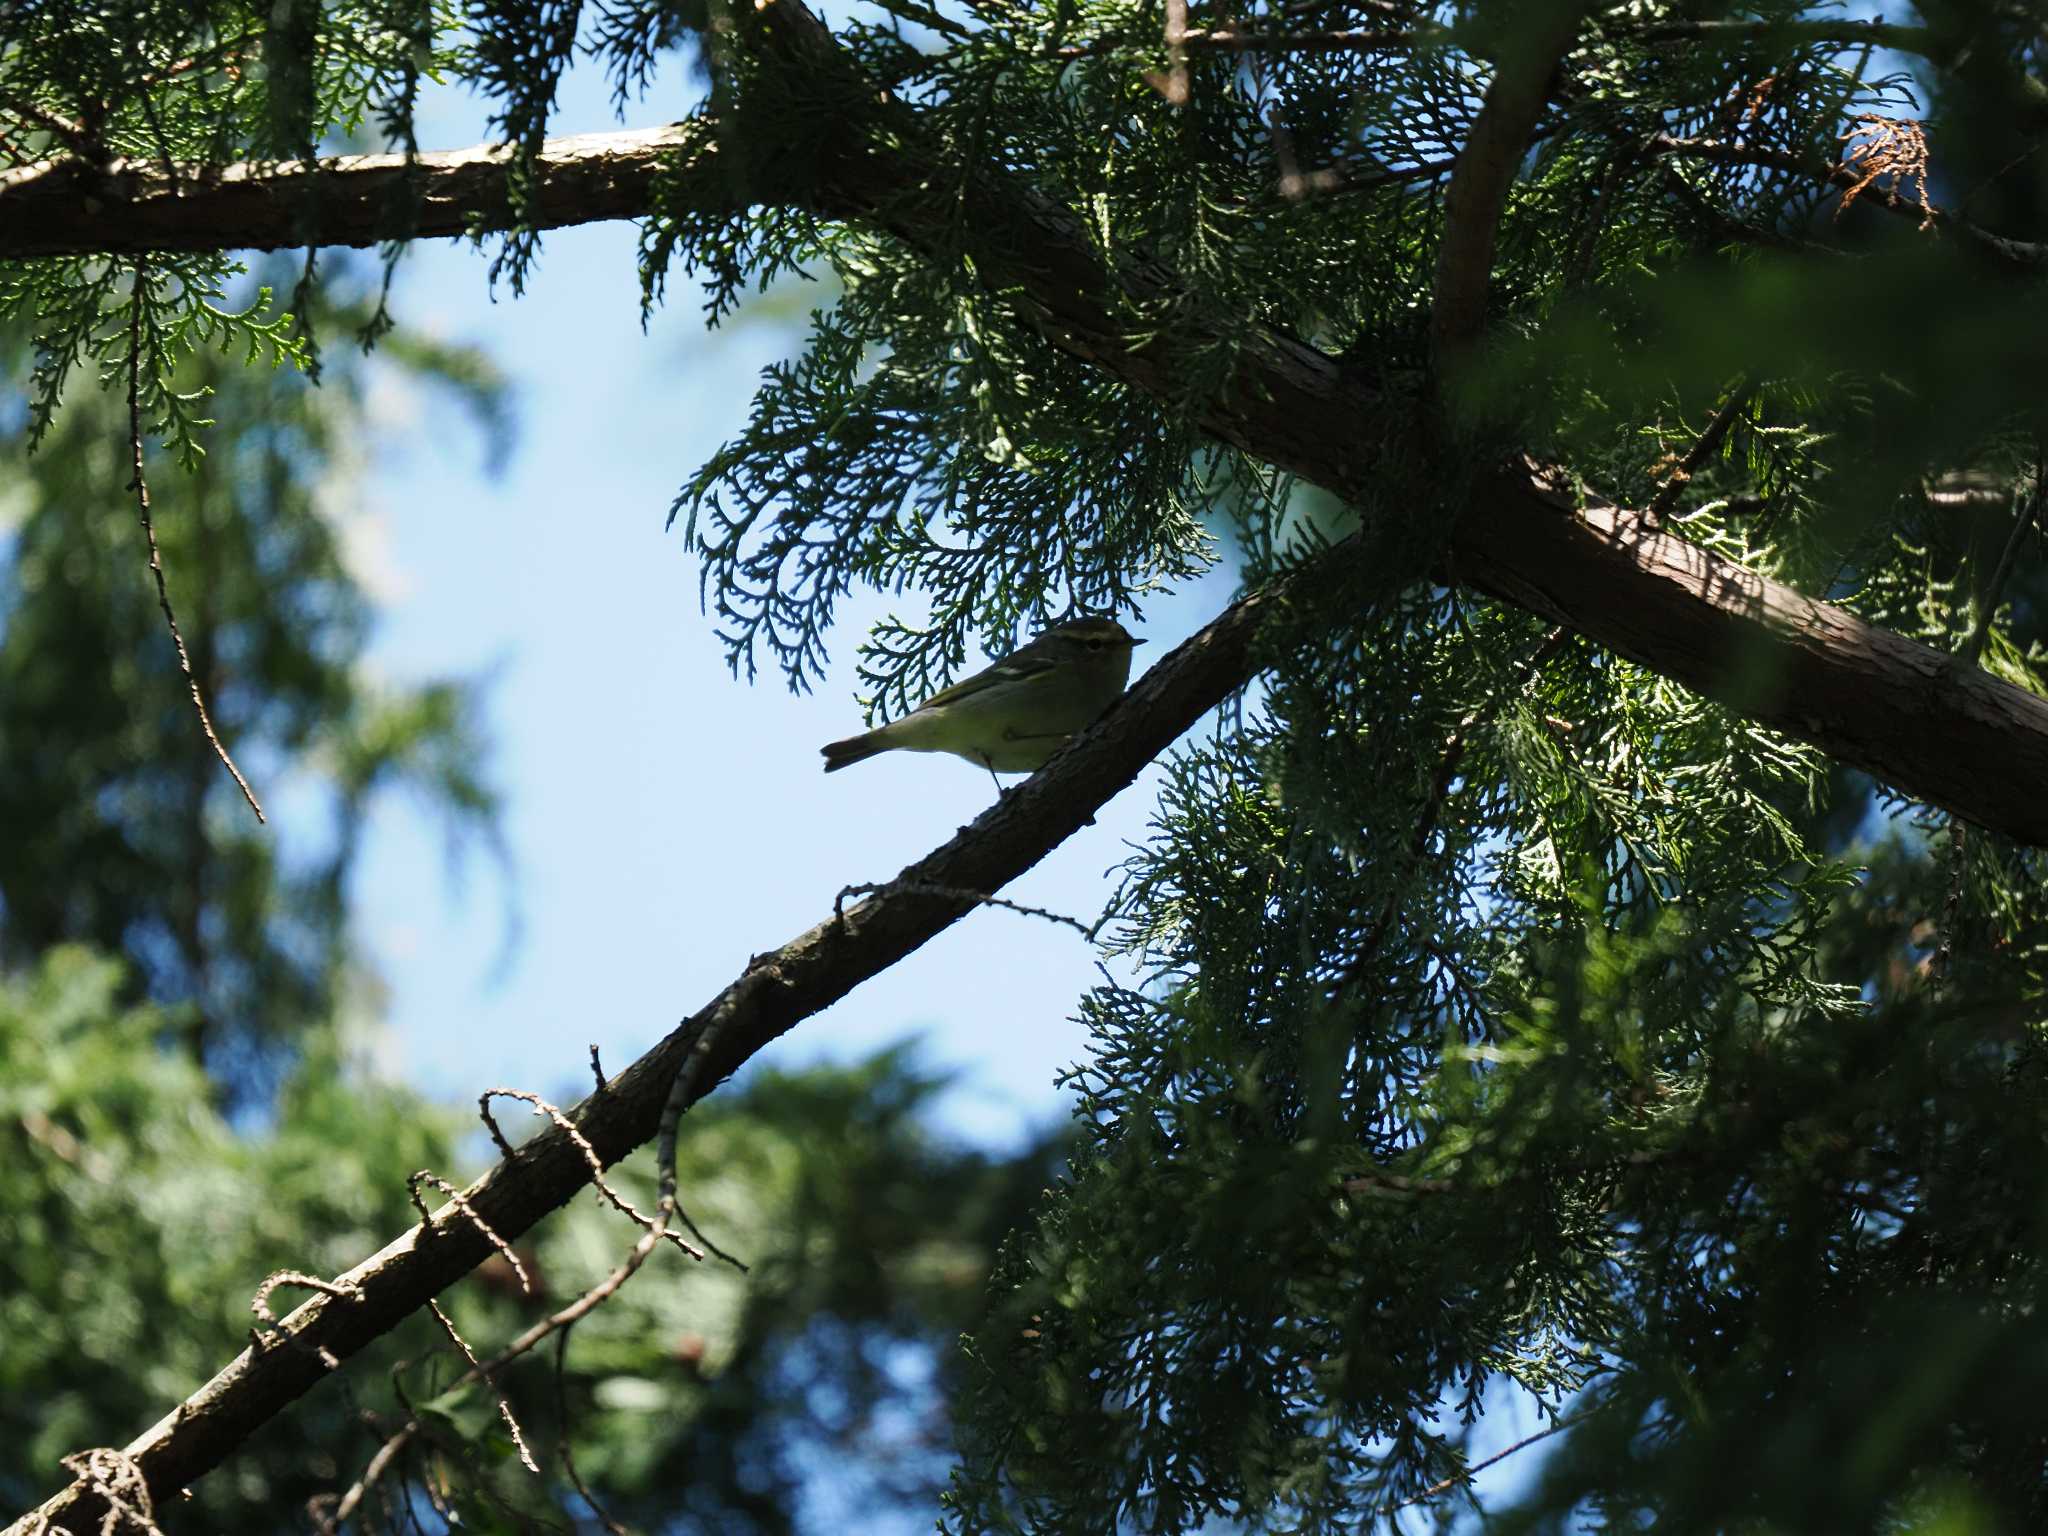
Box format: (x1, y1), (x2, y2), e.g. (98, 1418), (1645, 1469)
(821, 616), (1144, 777)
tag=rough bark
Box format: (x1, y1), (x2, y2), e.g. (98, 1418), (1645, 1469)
(731, 0), (2048, 841)
(11, 10), (2039, 850)
(1429, 0), (1587, 365)
(1457, 469), (2048, 845)
(6, 559), (1301, 1536)
(0, 125), (723, 258)
(10, 4), (2048, 1524)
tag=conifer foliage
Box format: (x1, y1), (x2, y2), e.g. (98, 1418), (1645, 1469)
(8, 0), (2048, 1528)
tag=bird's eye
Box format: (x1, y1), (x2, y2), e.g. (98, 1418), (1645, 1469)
(1087, 638), (1104, 650)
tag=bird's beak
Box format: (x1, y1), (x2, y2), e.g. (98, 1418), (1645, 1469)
(1128, 637), (1146, 646)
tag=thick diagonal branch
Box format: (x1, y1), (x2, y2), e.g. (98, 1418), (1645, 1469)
(8, 556), (1306, 1536)
(15, 8), (2048, 1523)
(7, 7), (2048, 839)
(725, 0), (2048, 843)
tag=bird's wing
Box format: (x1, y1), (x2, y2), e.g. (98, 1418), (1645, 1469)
(913, 651), (1058, 712)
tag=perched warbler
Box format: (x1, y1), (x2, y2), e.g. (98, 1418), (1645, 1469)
(821, 617), (1144, 776)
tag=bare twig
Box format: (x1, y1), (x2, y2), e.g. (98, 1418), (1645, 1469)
(588, 1044), (608, 1094)
(328, 1416), (418, 1529)
(409, 1172), (531, 1296)
(425, 1300), (539, 1474)
(331, 1055), (730, 1533)
(125, 267), (266, 825)
(1650, 134), (2048, 267)
(334, 1004), (751, 1526)
(1388, 1410), (1591, 1510)
(476, 1091), (518, 1160)
(670, 1204), (749, 1273)
(50, 1450), (163, 1536)
(476, 1088), (705, 1260)
(1646, 378), (1755, 523)
(554, 1324), (633, 1536)
(250, 1272), (364, 1370)
(653, 1007), (750, 1273)
(835, 879), (1103, 942)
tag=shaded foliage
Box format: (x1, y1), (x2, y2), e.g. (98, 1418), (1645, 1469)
(0, 272), (504, 1092)
(11, 0), (2048, 1529)
(0, 950), (1065, 1535)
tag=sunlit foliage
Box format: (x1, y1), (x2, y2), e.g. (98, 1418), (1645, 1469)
(8, 0), (2048, 1527)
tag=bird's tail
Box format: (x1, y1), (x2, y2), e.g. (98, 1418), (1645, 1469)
(821, 729), (891, 773)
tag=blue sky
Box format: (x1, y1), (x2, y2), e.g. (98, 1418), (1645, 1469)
(326, 51), (1558, 1521)
(342, 61), (1234, 1149)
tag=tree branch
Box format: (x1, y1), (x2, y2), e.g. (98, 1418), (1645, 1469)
(1645, 376), (1754, 523)
(1650, 132), (2048, 268)
(1451, 470), (2048, 847)
(16, 5), (2048, 1517)
(1429, 0), (1587, 368)
(1633, 16), (1943, 57)
(1629, 16), (2048, 128)
(125, 267), (266, 823)
(8, 552), (1305, 1535)
(0, 123), (726, 260)
(9, 6), (2048, 846)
